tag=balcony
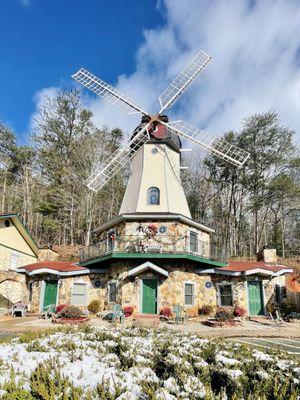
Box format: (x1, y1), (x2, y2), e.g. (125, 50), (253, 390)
(79, 235), (227, 264)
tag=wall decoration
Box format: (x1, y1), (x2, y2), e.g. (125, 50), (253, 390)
(205, 281), (213, 289)
(92, 279), (103, 289)
(159, 226), (167, 234)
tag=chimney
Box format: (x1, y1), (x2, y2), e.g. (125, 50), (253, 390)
(257, 247), (277, 263)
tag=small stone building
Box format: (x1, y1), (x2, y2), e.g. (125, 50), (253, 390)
(0, 213), (39, 309)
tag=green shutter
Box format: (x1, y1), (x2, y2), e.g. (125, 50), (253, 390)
(142, 279), (157, 314)
(248, 281), (263, 315)
(43, 281), (58, 311)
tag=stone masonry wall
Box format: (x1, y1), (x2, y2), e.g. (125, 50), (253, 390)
(101, 220), (211, 258)
(26, 262), (287, 315)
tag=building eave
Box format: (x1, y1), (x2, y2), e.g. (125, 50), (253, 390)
(17, 267), (90, 277)
(128, 261), (169, 277)
(197, 267), (294, 277)
(95, 213), (214, 234)
(79, 252), (226, 268)
(0, 213), (39, 256)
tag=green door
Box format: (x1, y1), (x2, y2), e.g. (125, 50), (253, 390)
(43, 280), (58, 311)
(248, 281), (263, 315)
(142, 279), (157, 314)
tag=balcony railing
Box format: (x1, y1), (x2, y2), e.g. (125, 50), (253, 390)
(79, 234), (227, 264)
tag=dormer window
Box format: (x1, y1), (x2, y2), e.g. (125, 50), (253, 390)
(147, 187), (160, 205)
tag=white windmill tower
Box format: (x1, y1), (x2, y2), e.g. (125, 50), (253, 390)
(72, 50), (249, 219)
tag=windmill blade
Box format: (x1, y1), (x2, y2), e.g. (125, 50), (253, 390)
(158, 50), (211, 113)
(72, 68), (150, 116)
(86, 124), (151, 192)
(165, 120), (250, 167)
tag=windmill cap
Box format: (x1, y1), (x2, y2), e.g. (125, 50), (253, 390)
(131, 116), (182, 153)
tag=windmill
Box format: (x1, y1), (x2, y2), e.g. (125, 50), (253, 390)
(72, 50), (250, 194)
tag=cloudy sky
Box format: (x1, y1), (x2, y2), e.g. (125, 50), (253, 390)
(1, 0), (300, 143)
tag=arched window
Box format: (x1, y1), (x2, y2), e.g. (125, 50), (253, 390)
(147, 187), (160, 205)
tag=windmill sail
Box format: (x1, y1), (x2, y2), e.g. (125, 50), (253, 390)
(85, 124), (151, 192)
(165, 120), (250, 167)
(72, 68), (149, 116)
(159, 50), (211, 113)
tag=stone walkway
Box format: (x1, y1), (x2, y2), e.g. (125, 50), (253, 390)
(0, 315), (299, 339)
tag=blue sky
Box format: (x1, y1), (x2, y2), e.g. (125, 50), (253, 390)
(0, 0), (165, 141)
(1, 0), (300, 144)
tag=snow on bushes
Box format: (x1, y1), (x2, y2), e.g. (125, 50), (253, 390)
(0, 326), (299, 399)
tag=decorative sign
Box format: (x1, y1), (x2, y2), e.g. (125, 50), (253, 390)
(205, 281), (213, 289)
(93, 279), (102, 289)
(159, 226), (167, 234)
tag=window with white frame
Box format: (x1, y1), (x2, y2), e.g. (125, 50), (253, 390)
(71, 283), (87, 306)
(108, 281), (117, 303)
(184, 283), (194, 306)
(189, 231), (198, 253)
(147, 187), (160, 205)
(10, 251), (20, 270)
(218, 284), (233, 306)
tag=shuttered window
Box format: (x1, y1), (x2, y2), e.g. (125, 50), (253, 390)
(184, 283), (194, 305)
(72, 283), (87, 306)
(108, 282), (117, 303)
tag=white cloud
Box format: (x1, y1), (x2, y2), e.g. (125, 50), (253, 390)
(20, 0), (31, 7)
(30, 86), (60, 132)
(33, 0), (300, 146)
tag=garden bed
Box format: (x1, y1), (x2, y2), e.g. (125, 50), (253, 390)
(202, 318), (243, 328)
(0, 326), (298, 399)
(52, 317), (89, 325)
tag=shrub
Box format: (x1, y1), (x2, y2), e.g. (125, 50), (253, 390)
(56, 304), (67, 314)
(160, 307), (172, 318)
(199, 305), (214, 316)
(123, 306), (134, 317)
(60, 306), (82, 319)
(215, 307), (234, 321)
(280, 300), (297, 316)
(233, 306), (246, 317)
(87, 300), (101, 314)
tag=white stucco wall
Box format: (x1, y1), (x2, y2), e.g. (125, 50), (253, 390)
(119, 143), (191, 217)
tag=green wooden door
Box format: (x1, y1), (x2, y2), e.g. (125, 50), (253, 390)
(43, 281), (58, 311)
(142, 279), (157, 314)
(248, 281), (263, 315)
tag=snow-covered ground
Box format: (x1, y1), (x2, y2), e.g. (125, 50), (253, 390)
(0, 326), (299, 399)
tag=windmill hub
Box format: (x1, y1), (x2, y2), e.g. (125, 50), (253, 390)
(132, 115), (182, 153)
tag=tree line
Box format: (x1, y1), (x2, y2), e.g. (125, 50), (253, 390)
(0, 89), (299, 258)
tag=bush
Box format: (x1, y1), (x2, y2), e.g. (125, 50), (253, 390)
(87, 300), (101, 314)
(60, 306), (82, 319)
(233, 306), (246, 317)
(280, 300), (297, 316)
(215, 308), (234, 321)
(199, 305), (214, 316)
(56, 304), (67, 314)
(160, 307), (172, 318)
(123, 306), (134, 317)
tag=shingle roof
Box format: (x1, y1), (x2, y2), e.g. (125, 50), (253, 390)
(223, 261), (290, 273)
(18, 261), (88, 275)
